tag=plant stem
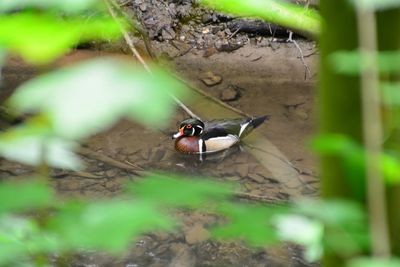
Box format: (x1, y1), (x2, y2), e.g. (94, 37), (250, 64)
(356, 5), (391, 258)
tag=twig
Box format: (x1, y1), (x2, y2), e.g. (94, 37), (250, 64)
(108, 0), (155, 60)
(118, 0), (131, 7)
(106, 0), (200, 119)
(287, 31), (312, 80)
(356, 4), (391, 258)
(297, 50), (318, 58)
(79, 147), (144, 173)
(52, 171), (105, 180)
(227, 28), (241, 40)
(105, 0), (152, 73)
(235, 192), (287, 205)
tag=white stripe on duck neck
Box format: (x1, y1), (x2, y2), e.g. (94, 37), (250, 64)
(238, 121), (250, 137)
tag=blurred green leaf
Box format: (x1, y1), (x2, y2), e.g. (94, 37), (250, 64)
(350, 0), (400, 10)
(8, 59), (187, 139)
(0, 215), (62, 265)
(211, 203), (286, 246)
(129, 174), (233, 207)
(296, 199), (366, 227)
(274, 214), (323, 262)
(199, 0), (320, 38)
(0, 180), (53, 214)
(0, 12), (121, 64)
(48, 200), (174, 252)
(348, 257), (400, 267)
(0, 122), (82, 169)
(312, 134), (400, 184)
(382, 82), (400, 106)
(0, 216), (36, 265)
(330, 50), (400, 75)
(296, 199), (369, 256)
(0, 0), (101, 13)
(381, 153), (400, 184)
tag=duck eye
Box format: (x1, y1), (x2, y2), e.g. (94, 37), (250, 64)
(186, 124), (192, 129)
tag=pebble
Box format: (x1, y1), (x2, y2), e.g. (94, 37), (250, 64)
(105, 169), (118, 178)
(247, 173), (265, 183)
(162, 28), (176, 40)
(294, 109), (308, 120)
(220, 86), (240, 101)
(184, 224), (210, 244)
(200, 71), (222, 86)
(235, 163), (249, 177)
(285, 95), (307, 107)
(168, 243), (195, 267)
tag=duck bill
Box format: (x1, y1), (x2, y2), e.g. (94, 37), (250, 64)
(172, 127), (184, 139)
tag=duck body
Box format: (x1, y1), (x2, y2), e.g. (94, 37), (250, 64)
(173, 115), (269, 154)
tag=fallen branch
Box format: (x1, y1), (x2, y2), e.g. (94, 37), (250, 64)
(78, 147), (144, 173)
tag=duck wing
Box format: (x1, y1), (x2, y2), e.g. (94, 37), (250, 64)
(203, 115), (269, 140)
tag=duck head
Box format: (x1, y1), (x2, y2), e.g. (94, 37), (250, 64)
(172, 118), (204, 139)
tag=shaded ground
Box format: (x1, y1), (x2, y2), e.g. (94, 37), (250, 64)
(0, 2), (319, 266)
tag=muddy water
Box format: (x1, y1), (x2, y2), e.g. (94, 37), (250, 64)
(1, 42), (318, 267)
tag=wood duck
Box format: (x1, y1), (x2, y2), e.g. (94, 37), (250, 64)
(172, 115), (269, 154)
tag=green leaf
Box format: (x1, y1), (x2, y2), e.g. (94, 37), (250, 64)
(312, 134), (400, 185)
(0, 122), (82, 169)
(0, 0), (101, 13)
(0, 216), (34, 265)
(296, 199), (370, 255)
(128, 174), (233, 207)
(330, 50), (400, 75)
(381, 153), (400, 184)
(350, 0), (400, 10)
(199, 0), (321, 38)
(8, 59), (187, 139)
(0, 12), (121, 64)
(0, 180), (53, 214)
(295, 199), (366, 227)
(48, 200), (174, 252)
(211, 203), (287, 246)
(348, 257), (400, 267)
(382, 82), (400, 106)
(273, 214), (323, 262)
(0, 215), (62, 265)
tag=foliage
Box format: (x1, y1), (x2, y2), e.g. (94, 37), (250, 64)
(8, 59), (186, 139)
(0, 0), (101, 13)
(199, 0), (321, 38)
(1, 0), (400, 266)
(312, 134), (400, 185)
(348, 257), (400, 267)
(0, 12), (122, 64)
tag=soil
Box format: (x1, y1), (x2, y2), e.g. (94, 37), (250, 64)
(0, 1), (319, 266)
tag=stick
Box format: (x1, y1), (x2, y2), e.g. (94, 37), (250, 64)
(78, 147), (144, 172)
(235, 192), (287, 205)
(106, 0), (200, 119)
(287, 31), (312, 80)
